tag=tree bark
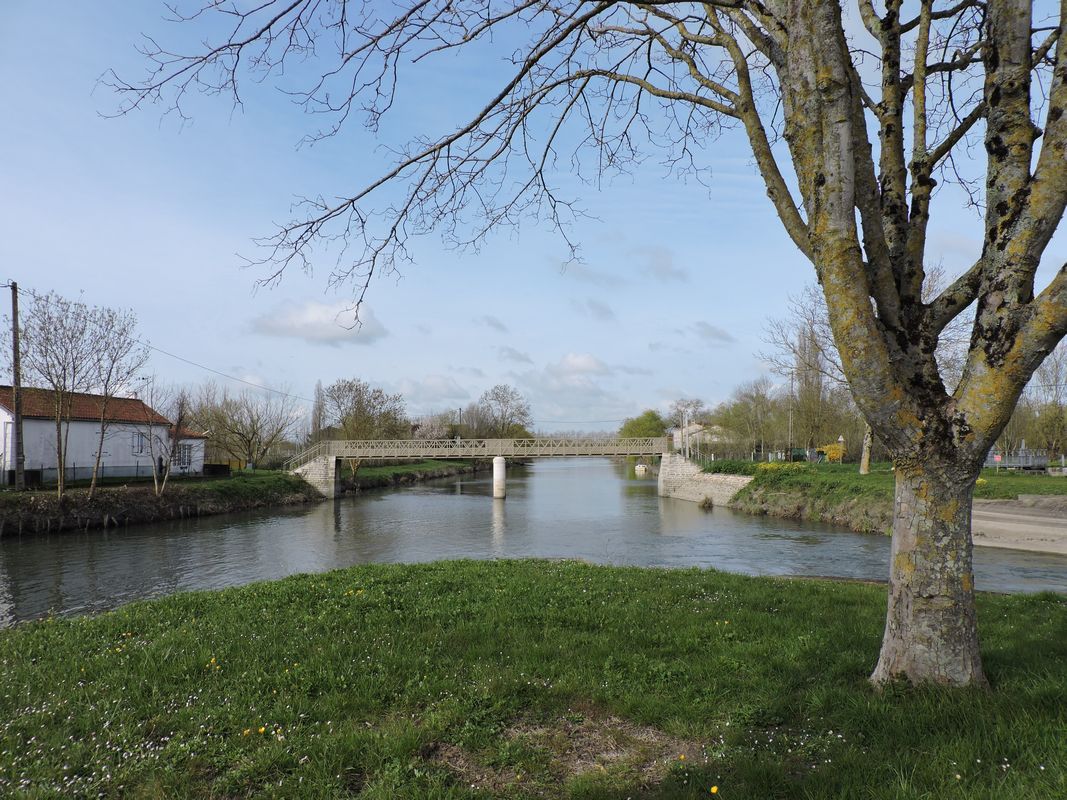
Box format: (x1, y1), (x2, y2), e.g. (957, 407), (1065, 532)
(859, 424), (873, 475)
(89, 401), (110, 500)
(54, 415), (64, 498)
(870, 462), (988, 688)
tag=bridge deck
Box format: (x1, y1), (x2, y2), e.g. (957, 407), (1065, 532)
(286, 437), (668, 471)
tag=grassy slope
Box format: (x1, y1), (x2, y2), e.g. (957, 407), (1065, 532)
(0, 472), (321, 532)
(1, 560), (1064, 799)
(719, 462), (1067, 533)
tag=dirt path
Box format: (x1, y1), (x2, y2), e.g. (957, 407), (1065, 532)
(972, 496), (1067, 555)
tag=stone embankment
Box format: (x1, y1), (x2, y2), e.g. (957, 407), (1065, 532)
(657, 453), (753, 507)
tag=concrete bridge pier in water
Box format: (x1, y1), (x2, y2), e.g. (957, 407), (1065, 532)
(286, 437), (670, 499)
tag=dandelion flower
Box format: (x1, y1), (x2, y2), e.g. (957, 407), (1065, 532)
(711, 787), (719, 794)
(258, 726), (266, 734)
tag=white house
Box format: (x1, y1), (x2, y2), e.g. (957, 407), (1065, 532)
(0, 386), (206, 485)
(671, 423), (724, 451)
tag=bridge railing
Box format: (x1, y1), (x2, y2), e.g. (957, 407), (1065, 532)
(284, 441), (330, 472)
(285, 437), (669, 470)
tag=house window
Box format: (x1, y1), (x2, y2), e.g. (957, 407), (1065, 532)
(131, 433), (149, 455)
(172, 443), (193, 468)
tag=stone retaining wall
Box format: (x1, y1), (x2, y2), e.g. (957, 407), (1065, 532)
(294, 456), (338, 498)
(657, 453), (753, 506)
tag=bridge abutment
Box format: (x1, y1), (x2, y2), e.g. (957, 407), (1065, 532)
(657, 453), (753, 505)
(294, 456), (341, 499)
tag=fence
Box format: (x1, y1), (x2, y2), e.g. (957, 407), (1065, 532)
(983, 449), (1050, 470)
(2, 462), (202, 487)
(685, 443), (823, 468)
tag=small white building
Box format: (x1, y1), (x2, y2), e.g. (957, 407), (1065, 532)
(671, 423), (724, 450)
(0, 386), (206, 485)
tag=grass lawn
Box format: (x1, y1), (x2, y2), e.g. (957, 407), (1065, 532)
(709, 459), (1067, 500)
(712, 460), (1067, 532)
(1, 560), (1063, 798)
(0, 471), (315, 509)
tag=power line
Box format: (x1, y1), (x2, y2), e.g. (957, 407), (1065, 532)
(138, 340), (313, 403)
(8, 281), (313, 403)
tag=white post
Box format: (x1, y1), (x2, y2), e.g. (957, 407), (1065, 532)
(492, 456), (506, 499)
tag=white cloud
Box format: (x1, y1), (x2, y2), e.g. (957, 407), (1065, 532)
(477, 315), (510, 333)
(250, 300), (387, 346)
(450, 365), (486, 378)
(692, 321), (736, 344)
(498, 346), (534, 365)
(634, 244), (689, 283)
(554, 260), (622, 288)
(395, 375), (470, 407)
(553, 353), (612, 376)
(571, 297), (616, 321)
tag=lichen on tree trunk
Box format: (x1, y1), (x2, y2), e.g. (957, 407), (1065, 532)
(871, 463), (987, 688)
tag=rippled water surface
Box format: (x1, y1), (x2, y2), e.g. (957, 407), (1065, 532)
(1, 458), (1065, 625)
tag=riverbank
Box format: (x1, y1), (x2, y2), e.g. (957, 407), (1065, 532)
(717, 462), (1067, 552)
(0, 472), (322, 536)
(0, 461), (490, 537)
(1, 559), (1062, 798)
(725, 463), (894, 534)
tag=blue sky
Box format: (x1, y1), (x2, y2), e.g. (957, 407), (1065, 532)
(2, 2), (1064, 432)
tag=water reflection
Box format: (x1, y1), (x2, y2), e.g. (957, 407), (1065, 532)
(0, 458), (1065, 626)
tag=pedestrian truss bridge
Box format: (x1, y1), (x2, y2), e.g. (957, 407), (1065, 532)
(285, 437), (669, 473)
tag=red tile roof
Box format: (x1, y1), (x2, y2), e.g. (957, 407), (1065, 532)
(172, 426), (209, 440)
(0, 386), (171, 426)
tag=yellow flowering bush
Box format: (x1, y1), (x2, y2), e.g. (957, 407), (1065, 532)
(819, 442), (846, 462)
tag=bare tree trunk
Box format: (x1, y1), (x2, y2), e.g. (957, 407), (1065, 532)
(89, 402), (109, 500)
(859, 424), (873, 475)
(54, 416), (64, 498)
(89, 432), (104, 499)
(871, 463), (987, 688)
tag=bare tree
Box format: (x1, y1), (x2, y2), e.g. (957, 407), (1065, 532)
(320, 378), (407, 440)
(766, 265), (969, 472)
(115, 1), (1067, 687)
(310, 380), (326, 444)
(479, 384), (533, 438)
(459, 401), (495, 438)
(133, 380), (189, 497)
(667, 398), (709, 428)
(192, 382), (302, 467)
(19, 292), (96, 497)
(86, 308), (150, 499)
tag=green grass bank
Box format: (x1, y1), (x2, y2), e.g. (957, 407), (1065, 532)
(707, 461), (1067, 533)
(0, 560), (1063, 798)
(0, 472), (321, 536)
(0, 461), (488, 537)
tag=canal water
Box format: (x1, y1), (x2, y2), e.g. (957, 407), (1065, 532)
(1, 458), (1065, 626)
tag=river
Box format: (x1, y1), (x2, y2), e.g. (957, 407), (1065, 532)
(1, 458), (1065, 626)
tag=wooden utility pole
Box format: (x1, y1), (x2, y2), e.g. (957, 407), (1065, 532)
(10, 282), (25, 489)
